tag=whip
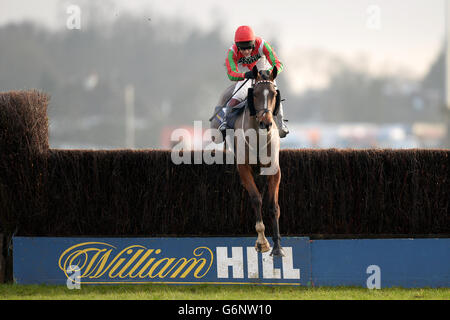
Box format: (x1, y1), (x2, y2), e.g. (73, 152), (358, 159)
(209, 78), (250, 121)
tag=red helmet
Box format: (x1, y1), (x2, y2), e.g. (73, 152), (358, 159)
(234, 26), (255, 48)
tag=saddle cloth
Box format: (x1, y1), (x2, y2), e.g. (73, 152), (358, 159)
(211, 100), (247, 130)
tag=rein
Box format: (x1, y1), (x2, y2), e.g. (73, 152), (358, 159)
(241, 79), (277, 152)
(208, 78), (250, 122)
(240, 98), (275, 153)
(249, 79), (277, 118)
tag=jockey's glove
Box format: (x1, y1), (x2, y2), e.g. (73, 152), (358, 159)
(244, 71), (255, 79)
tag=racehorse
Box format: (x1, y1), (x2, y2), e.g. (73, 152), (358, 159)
(211, 66), (284, 257)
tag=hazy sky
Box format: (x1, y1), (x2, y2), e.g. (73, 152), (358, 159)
(0, 0), (445, 92)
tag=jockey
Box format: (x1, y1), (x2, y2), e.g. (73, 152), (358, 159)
(219, 25), (289, 138)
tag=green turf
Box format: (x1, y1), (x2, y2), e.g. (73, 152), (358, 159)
(0, 284), (448, 300)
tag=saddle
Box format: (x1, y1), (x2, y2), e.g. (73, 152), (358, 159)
(210, 87), (282, 130)
(211, 99), (247, 130)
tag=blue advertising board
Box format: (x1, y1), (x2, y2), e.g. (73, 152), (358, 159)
(13, 237), (449, 287)
(13, 237), (311, 286)
(311, 238), (450, 288)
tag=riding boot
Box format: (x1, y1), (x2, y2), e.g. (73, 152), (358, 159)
(275, 102), (289, 138)
(219, 98), (241, 131)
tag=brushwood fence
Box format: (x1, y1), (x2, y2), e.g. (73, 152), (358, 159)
(1, 90), (449, 281)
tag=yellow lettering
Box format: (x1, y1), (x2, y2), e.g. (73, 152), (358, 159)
(137, 259), (156, 278)
(82, 249), (108, 278)
(127, 249), (154, 278)
(90, 250), (113, 278)
(108, 258), (126, 278)
(168, 247), (213, 279)
(108, 246), (146, 278)
(58, 242), (116, 280)
(117, 249), (144, 278)
(192, 247), (214, 278)
(168, 258), (198, 278)
(58, 243), (214, 283)
(148, 258), (177, 278)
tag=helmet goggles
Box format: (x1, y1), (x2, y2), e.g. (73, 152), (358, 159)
(236, 40), (255, 50)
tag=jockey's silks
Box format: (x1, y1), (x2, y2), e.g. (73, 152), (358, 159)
(225, 37), (283, 81)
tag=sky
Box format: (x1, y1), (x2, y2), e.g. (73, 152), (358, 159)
(0, 0), (446, 93)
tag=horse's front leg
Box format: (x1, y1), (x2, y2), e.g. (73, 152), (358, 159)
(237, 164), (270, 253)
(268, 167), (285, 257)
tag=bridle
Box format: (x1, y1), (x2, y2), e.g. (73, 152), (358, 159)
(255, 80), (275, 119)
(241, 79), (279, 152)
(247, 79), (281, 119)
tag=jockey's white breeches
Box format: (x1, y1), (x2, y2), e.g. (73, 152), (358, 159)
(231, 57), (277, 102)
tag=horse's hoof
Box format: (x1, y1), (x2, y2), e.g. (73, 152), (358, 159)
(255, 240), (271, 253)
(270, 247), (285, 257)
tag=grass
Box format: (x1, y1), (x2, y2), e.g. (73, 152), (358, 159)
(0, 283), (448, 300)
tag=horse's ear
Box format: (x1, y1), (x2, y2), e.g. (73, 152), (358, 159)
(271, 66), (278, 81)
(252, 65), (259, 80)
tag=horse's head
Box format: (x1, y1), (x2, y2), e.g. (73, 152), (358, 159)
(250, 66), (279, 130)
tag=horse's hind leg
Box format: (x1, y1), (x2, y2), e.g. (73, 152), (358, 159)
(268, 168), (285, 257)
(237, 164), (270, 253)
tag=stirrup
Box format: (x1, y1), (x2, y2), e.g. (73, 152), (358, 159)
(279, 122), (289, 138)
(218, 121), (228, 131)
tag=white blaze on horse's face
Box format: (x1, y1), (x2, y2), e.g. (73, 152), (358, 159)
(257, 88), (273, 129)
(263, 89), (269, 110)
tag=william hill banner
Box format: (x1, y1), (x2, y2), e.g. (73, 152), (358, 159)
(13, 237), (311, 286)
